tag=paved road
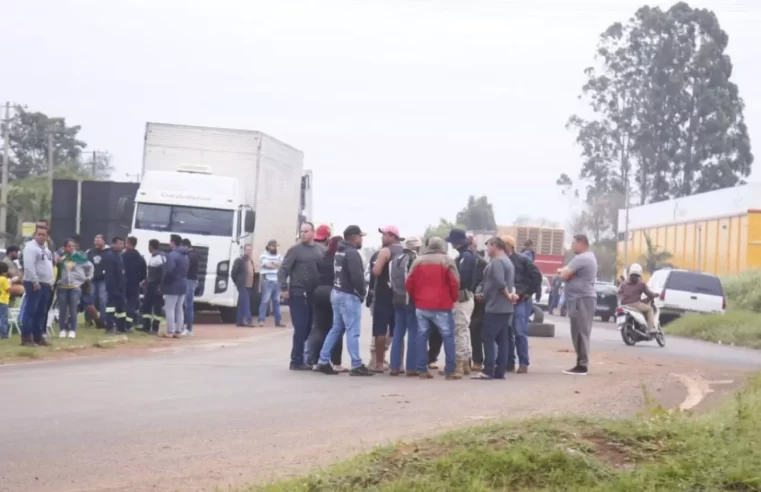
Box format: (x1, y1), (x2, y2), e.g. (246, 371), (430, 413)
(1, 311), (759, 492)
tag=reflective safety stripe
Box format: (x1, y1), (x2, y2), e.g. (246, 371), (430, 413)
(115, 312), (126, 319)
(106, 307), (116, 313)
(125, 317), (133, 323)
(142, 313), (153, 320)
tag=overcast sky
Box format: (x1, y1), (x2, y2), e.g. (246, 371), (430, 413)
(3, 0), (759, 244)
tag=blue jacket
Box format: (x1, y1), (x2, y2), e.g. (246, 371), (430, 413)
(122, 249), (146, 295)
(103, 249), (126, 296)
(455, 246), (478, 292)
(162, 247), (189, 295)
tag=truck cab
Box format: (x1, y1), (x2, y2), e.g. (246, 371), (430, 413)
(131, 167), (255, 323)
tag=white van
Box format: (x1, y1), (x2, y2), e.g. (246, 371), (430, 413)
(647, 269), (726, 322)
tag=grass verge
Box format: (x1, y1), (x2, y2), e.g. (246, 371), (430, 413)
(0, 325), (157, 362)
(250, 377), (761, 492)
(664, 311), (761, 349)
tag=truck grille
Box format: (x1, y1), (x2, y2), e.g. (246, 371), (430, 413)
(158, 243), (209, 297)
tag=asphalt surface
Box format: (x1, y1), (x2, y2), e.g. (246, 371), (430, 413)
(1, 311), (759, 492)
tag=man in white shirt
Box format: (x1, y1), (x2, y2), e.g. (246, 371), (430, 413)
(258, 240), (284, 327)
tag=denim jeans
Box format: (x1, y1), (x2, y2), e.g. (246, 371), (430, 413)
(390, 304), (418, 372)
(258, 279), (282, 324)
(482, 312), (512, 379)
(57, 288), (82, 332)
(508, 299), (532, 368)
(0, 303), (8, 338)
(289, 289), (312, 366)
(164, 294), (184, 334)
(415, 309), (455, 375)
(319, 291), (362, 369)
(236, 286), (252, 325)
(185, 279), (197, 332)
(21, 281), (52, 339)
(92, 280), (108, 322)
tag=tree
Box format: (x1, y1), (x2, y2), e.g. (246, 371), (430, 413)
(455, 196), (497, 231)
(563, 2), (753, 208)
(6, 106), (113, 180)
(638, 234), (674, 274)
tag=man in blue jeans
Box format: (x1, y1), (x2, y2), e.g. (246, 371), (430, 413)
(403, 237), (460, 379)
(389, 236), (422, 376)
(231, 244), (255, 326)
(181, 238), (200, 334)
(20, 227), (55, 346)
(504, 236), (543, 374)
(315, 225), (373, 376)
(258, 239), (284, 327)
(86, 234), (109, 327)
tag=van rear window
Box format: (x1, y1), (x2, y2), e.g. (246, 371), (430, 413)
(665, 272), (724, 296)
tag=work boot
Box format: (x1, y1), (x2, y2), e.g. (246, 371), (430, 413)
(462, 361), (471, 376)
(20, 334), (36, 347)
(517, 365), (528, 374)
(454, 360), (465, 377)
(445, 372), (462, 381)
(34, 336), (50, 347)
(472, 363), (483, 372)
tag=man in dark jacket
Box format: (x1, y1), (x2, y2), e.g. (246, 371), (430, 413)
(315, 225), (373, 377)
(504, 235), (543, 373)
(162, 234), (189, 337)
(181, 238), (200, 334)
(103, 237), (127, 334)
(469, 237), (488, 371)
(141, 239), (165, 333)
(445, 228), (477, 377)
(231, 244), (255, 327)
(122, 236), (146, 332)
(86, 234), (109, 326)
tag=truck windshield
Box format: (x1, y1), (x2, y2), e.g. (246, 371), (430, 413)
(135, 203), (234, 237)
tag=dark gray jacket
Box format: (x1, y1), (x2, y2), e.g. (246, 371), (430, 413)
(332, 240), (367, 300)
(278, 242), (324, 294)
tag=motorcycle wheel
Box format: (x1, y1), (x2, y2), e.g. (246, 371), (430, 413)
(655, 328), (666, 347)
(620, 325), (637, 346)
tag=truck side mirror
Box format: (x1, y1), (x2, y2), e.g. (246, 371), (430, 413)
(244, 210), (256, 234)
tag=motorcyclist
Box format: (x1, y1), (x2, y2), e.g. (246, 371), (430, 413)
(618, 263), (658, 333)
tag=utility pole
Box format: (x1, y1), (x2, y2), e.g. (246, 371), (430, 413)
(0, 102), (10, 247)
(48, 129), (55, 207)
(92, 150), (97, 178)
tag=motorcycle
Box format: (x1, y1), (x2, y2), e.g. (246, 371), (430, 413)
(616, 300), (666, 347)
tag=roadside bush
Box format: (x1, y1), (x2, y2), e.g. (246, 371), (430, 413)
(665, 311), (761, 349)
(723, 270), (761, 312)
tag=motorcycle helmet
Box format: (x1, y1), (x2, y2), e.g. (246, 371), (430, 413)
(628, 263), (644, 277)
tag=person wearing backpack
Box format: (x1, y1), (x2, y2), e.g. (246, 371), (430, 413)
(445, 229), (478, 378)
(388, 236), (422, 376)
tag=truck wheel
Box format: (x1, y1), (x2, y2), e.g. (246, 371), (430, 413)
(531, 305), (545, 324)
(528, 322), (555, 338)
(219, 307), (237, 324)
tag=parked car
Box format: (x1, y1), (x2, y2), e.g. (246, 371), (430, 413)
(595, 282), (618, 322)
(647, 269), (725, 323)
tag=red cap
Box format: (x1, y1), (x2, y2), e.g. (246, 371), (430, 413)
(314, 224), (331, 241)
(379, 225), (404, 240)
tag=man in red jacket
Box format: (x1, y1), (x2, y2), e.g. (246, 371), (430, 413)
(405, 236), (460, 380)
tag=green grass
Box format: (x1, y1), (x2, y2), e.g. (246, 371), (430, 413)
(248, 377), (761, 492)
(0, 319), (158, 362)
(665, 311), (761, 349)
(723, 270), (761, 312)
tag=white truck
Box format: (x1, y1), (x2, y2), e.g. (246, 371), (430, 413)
(131, 122), (311, 323)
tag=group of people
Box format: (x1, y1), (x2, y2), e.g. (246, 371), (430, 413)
(1, 219), (202, 345)
(276, 222), (599, 379)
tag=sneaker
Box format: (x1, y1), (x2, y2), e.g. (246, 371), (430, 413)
(333, 365), (349, 373)
(275, 323), (287, 328)
(445, 373), (462, 381)
(517, 365), (528, 374)
(289, 363), (312, 371)
(316, 363), (338, 375)
(180, 329), (190, 336)
(350, 365), (375, 377)
(419, 372), (434, 380)
(563, 365), (588, 376)
(258, 322), (265, 327)
(59, 330), (69, 338)
(428, 362), (439, 370)
(67, 331), (76, 339)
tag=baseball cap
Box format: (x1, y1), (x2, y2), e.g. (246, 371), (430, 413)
(502, 235), (516, 248)
(379, 225), (404, 241)
(343, 225), (366, 238)
(405, 236), (422, 249)
(314, 224), (331, 241)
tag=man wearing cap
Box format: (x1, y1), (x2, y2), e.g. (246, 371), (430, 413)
(445, 228), (478, 377)
(369, 225), (405, 372)
(388, 236), (422, 376)
(316, 225), (373, 376)
(258, 239), (284, 327)
(504, 235), (543, 374)
(469, 236), (488, 371)
(278, 222), (325, 371)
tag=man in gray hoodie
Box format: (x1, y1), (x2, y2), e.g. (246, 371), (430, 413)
(21, 227), (55, 346)
(472, 236), (517, 380)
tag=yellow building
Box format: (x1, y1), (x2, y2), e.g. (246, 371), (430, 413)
(617, 184), (761, 276)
